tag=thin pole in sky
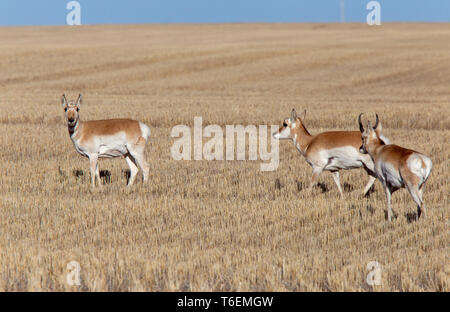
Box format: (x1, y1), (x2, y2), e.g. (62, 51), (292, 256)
(340, 0), (345, 22)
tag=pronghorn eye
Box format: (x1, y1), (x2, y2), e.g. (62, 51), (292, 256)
(64, 107), (67, 112)
(283, 121), (287, 127)
(76, 108), (79, 112)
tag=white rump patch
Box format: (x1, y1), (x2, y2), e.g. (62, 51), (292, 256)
(139, 122), (151, 141)
(407, 154), (432, 184)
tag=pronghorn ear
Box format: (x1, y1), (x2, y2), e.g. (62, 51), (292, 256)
(291, 109), (297, 122)
(76, 94), (82, 108)
(61, 94), (67, 107)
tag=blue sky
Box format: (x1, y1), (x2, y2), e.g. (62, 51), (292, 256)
(0, 0), (448, 26)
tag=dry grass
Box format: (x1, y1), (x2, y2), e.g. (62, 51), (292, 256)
(0, 23), (448, 291)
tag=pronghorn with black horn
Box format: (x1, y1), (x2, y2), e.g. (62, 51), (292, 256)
(273, 109), (389, 197)
(61, 94), (151, 187)
(358, 113), (432, 221)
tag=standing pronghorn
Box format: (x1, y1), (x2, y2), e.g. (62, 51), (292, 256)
(273, 109), (389, 197)
(358, 114), (432, 221)
(61, 94), (150, 187)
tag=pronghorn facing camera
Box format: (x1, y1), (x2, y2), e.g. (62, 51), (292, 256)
(62, 94), (150, 187)
(358, 114), (432, 221)
(273, 109), (386, 197)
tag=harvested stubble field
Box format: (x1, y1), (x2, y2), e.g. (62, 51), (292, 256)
(0, 23), (448, 291)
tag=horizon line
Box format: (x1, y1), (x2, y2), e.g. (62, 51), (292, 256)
(1, 21), (449, 28)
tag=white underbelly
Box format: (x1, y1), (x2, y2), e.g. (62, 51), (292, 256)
(72, 132), (129, 158)
(319, 146), (364, 171)
(380, 162), (403, 188)
(98, 143), (128, 158)
(325, 158), (362, 171)
(385, 172), (403, 188)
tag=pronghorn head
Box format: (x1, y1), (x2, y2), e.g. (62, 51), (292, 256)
(272, 108), (306, 140)
(62, 94), (82, 127)
(359, 113), (383, 154)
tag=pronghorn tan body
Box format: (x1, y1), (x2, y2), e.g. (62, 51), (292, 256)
(359, 114), (432, 221)
(62, 94), (150, 187)
(273, 109), (388, 197)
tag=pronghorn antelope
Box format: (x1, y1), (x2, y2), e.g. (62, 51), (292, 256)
(272, 109), (390, 197)
(61, 94), (150, 187)
(358, 114), (432, 221)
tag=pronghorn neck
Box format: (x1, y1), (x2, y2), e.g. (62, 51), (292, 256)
(368, 137), (385, 157)
(291, 123), (313, 154)
(68, 117), (81, 138)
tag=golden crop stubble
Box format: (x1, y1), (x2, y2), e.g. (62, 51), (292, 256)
(0, 23), (448, 291)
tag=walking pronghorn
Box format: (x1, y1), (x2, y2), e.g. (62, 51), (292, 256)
(358, 114), (432, 221)
(61, 94), (150, 187)
(273, 109), (389, 197)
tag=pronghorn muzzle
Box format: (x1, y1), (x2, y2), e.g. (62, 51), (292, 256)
(359, 144), (367, 154)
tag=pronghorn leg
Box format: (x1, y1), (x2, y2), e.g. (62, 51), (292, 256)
(363, 176), (376, 197)
(309, 166), (324, 192)
(89, 154), (99, 187)
(406, 183), (423, 220)
(331, 171), (344, 198)
(128, 138), (149, 183)
(384, 185), (393, 222)
(418, 184), (426, 218)
(95, 161), (102, 187)
(135, 154), (150, 183)
(125, 154), (139, 186)
(360, 161), (377, 197)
